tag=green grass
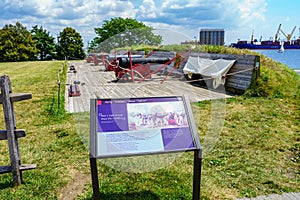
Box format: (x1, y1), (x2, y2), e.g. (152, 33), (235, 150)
(196, 97), (299, 199)
(0, 61), (90, 199)
(0, 45), (299, 199)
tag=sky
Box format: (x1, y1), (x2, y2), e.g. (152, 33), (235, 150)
(0, 0), (299, 47)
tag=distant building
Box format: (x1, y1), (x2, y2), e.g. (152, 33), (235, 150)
(199, 29), (225, 46)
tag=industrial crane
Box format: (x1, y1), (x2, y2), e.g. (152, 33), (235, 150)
(274, 24), (282, 42)
(279, 25), (297, 42)
(250, 30), (254, 44)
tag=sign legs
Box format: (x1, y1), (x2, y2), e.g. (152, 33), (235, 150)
(90, 157), (100, 200)
(193, 149), (202, 200)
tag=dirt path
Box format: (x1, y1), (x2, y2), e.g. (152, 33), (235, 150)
(58, 171), (90, 200)
(235, 192), (300, 200)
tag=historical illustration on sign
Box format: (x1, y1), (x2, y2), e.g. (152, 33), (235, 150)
(127, 101), (188, 130)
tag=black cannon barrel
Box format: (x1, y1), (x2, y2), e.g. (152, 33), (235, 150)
(118, 57), (171, 68)
(108, 54), (143, 61)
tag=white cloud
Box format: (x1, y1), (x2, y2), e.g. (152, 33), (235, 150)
(237, 0), (267, 24)
(138, 0), (157, 19)
(0, 0), (271, 45)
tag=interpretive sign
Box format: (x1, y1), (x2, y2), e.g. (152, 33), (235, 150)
(90, 96), (201, 158)
(89, 96), (202, 200)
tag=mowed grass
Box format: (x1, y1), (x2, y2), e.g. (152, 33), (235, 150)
(0, 47), (299, 200)
(0, 61), (90, 199)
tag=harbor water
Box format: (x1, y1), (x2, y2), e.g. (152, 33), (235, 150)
(254, 49), (300, 69)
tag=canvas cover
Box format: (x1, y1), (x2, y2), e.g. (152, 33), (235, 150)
(183, 57), (236, 89)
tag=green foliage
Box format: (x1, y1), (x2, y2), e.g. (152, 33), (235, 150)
(45, 63), (69, 122)
(162, 44), (251, 55)
(31, 25), (56, 60)
(90, 17), (162, 52)
(0, 22), (86, 61)
(56, 27), (86, 60)
(0, 22), (37, 62)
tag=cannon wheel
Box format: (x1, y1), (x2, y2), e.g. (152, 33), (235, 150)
(119, 72), (130, 82)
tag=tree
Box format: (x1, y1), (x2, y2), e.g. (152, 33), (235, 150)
(0, 22), (37, 62)
(90, 17), (162, 52)
(56, 27), (86, 60)
(31, 25), (56, 60)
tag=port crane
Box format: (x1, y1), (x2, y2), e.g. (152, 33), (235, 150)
(276, 24), (297, 42)
(274, 24), (282, 42)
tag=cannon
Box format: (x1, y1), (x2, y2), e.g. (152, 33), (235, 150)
(102, 54), (143, 71)
(109, 50), (191, 83)
(117, 57), (171, 68)
(113, 56), (172, 81)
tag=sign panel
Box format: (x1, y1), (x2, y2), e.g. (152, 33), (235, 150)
(90, 96), (200, 158)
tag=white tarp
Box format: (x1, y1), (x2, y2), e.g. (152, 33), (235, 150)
(183, 57), (236, 89)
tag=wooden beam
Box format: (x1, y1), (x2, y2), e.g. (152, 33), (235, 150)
(0, 129), (26, 140)
(0, 164), (37, 174)
(0, 93), (32, 104)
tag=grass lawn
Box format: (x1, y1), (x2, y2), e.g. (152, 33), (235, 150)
(0, 46), (299, 199)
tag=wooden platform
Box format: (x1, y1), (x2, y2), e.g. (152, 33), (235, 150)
(65, 61), (232, 113)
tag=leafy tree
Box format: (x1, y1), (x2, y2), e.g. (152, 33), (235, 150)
(90, 17), (162, 52)
(31, 25), (56, 60)
(0, 22), (37, 62)
(56, 27), (86, 60)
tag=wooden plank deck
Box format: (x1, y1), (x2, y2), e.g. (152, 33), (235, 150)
(65, 61), (232, 113)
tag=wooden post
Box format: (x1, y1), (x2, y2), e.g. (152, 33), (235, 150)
(58, 70), (61, 110)
(0, 75), (22, 185)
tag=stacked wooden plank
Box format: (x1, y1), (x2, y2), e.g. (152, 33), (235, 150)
(147, 51), (176, 58)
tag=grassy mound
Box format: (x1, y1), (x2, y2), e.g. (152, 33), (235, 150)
(246, 55), (300, 99)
